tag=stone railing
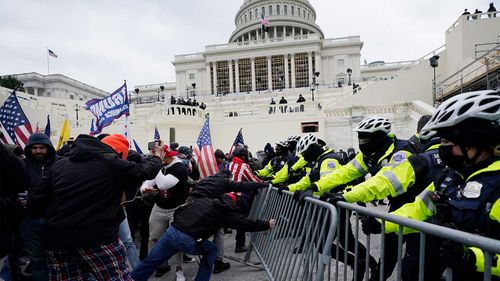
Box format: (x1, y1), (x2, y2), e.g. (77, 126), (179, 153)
(222, 101), (321, 118)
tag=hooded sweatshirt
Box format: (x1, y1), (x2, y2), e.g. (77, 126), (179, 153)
(27, 135), (162, 249)
(23, 133), (57, 192)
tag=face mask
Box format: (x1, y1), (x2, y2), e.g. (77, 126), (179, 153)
(359, 142), (375, 156)
(438, 145), (466, 172)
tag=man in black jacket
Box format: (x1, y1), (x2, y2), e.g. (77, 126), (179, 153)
(27, 134), (163, 281)
(131, 193), (275, 281)
(20, 132), (58, 281)
(0, 143), (28, 277)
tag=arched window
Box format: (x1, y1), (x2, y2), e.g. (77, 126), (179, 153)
(262, 6), (265, 17)
(284, 5), (288, 15)
(298, 8), (301, 17)
(291, 6), (294, 15)
(255, 8), (258, 18)
(277, 5), (280, 15)
(249, 11), (252, 19)
(244, 14), (247, 22)
(269, 5), (273, 15)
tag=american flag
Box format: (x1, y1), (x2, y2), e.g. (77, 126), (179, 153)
(193, 118), (219, 179)
(260, 14), (269, 26)
(0, 91), (33, 148)
(154, 126), (160, 141)
(48, 49), (58, 58)
(228, 128), (244, 155)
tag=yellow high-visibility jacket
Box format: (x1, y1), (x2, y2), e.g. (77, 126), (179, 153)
(271, 155), (308, 185)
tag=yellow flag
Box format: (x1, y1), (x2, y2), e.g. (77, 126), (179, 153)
(56, 119), (70, 150)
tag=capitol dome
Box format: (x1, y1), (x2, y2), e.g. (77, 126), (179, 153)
(229, 0), (324, 42)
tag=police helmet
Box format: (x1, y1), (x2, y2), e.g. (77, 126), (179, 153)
(295, 133), (318, 155)
(354, 116), (391, 134)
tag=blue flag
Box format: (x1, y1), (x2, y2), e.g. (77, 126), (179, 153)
(133, 139), (143, 155)
(86, 82), (129, 133)
(44, 115), (51, 137)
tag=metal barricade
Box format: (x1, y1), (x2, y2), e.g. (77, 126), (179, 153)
(332, 201), (500, 281)
(244, 187), (338, 281)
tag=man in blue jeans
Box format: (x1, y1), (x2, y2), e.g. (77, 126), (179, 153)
(132, 193), (275, 281)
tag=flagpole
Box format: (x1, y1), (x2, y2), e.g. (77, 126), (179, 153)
(46, 47), (49, 75)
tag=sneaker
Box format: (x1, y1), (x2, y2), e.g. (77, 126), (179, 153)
(155, 264), (171, 277)
(183, 254), (196, 263)
(213, 260), (231, 274)
(176, 270), (186, 281)
(235, 245), (247, 253)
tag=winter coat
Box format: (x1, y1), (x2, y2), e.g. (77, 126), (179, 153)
(23, 133), (58, 193)
(27, 135), (162, 249)
(0, 143), (28, 257)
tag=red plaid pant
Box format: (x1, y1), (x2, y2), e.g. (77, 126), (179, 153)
(47, 239), (132, 281)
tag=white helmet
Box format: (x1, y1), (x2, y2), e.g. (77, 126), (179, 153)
(296, 133), (317, 155)
(419, 129), (437, 141)
(422, 90), (500, 131)
(287, 135), (301, 143)
(354, 116), (391, 134)
(275, 140), (288, 147)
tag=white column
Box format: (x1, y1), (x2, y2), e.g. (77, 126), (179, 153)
(291, 54), (296, 88)
(248, 32), (251, 41)
(212, 62), (218, 95)
(228, 60), (234, 93)
(274, 26), (277, 38)
(283, 26), (286, 38)
(257, 28), (261, 40)
(235, 59), (240, 93)
(251, 58), (256, 92)
(267, 56), (273, 91)
(205, 64), (211, 94)
(284, 54), (289, 89)
(300, 28), (304, 35)
(292, 27), (295, 37)
(308, 52), (313, 86)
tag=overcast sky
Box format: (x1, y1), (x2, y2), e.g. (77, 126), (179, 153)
(0, 0), (494, 92)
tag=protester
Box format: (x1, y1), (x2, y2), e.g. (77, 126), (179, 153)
(0, 143), (28, 280)
(214, 149), (229, 171)
(131, 192), (275, 281)
(141, 144), (188, 279)
(488, 2), (497, 17)
(20, 132), (58, 281)
(27, 134), (163, 280)
(296, 94), (306, 103)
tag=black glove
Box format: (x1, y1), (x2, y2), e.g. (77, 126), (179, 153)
(439, 240), (476, 272)
(277, 185), (288, 195)
(293, 189), (313, 205)
(326, 192), (346, 206)
(361, 216), (382, 235)
(319, 192), (333, 202)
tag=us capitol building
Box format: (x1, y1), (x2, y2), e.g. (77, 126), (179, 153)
(3, 0), (499, 152)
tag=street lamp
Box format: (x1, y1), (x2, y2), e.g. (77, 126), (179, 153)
(346, 68), (352, 86)
(185, 85), (190, 98)
(158, 85), (165, 101)
(191, 82), (197, 100)
(134, 88), (140, 104)
(310, 72), (320, 101)
(429, 55), (440, 106)
(73, 104), (80, 126)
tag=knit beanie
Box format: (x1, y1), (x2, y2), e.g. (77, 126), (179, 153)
(102, 134), (129, 159)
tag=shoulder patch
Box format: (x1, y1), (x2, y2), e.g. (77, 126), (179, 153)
(392, 151), (407, 164)
(327, 161), (336, 169)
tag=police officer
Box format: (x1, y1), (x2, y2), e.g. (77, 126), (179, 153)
(287, 134), (342, 199)
(314, 116), (416, 280)
(256, 140), (289, 179)
(384, 90), (500, 280)
(327, 128), (445, 280)
(270, 135), (309, 186)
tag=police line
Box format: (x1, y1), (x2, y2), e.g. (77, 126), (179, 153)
(244, 187), (500, 281)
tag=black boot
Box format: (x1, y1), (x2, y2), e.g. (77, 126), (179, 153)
(213, 259), (230, 274)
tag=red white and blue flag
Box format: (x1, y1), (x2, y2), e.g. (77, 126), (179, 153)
(86, 82), (129, 133)
(0, 91), (33, 147)
(48, 49), (58, 58)
(193, 117), (219, 179)
(260, 14), (269, 26)
(154, 126), (161, 141)
(228, 128), (244, 155)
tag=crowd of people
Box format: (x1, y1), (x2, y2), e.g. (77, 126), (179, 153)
(462, 2), (497, 19)
(170, 96), (206, 110)
(0, 90), (499, 281)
